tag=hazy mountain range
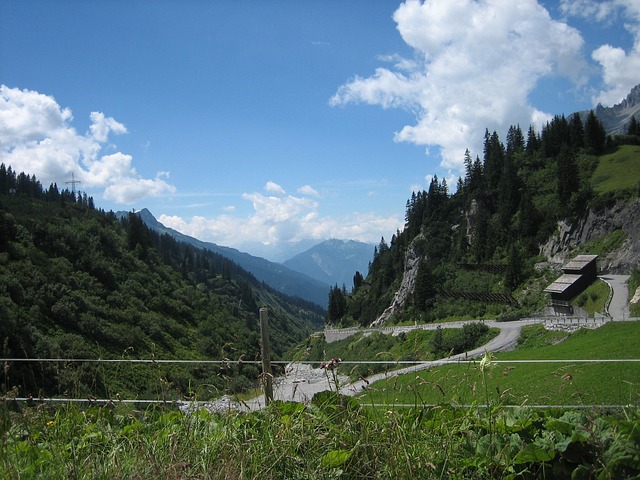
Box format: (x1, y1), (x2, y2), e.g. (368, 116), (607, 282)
(127, 208), (373, 307)
(283, 239), (374, 288)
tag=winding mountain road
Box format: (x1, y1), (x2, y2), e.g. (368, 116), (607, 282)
(213, 275), (632, 412)
(239, 319), (532, 409)
(339, 319), (528, 396)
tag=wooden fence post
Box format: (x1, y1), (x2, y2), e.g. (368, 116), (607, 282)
(259, 307), (274, 405)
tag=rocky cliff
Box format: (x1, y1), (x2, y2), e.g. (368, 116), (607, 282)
(540, 198), (640, 273)
(370, 234), (423, 326)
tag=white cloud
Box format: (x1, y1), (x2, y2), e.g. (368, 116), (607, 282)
(0, 85), (175, 203)
(265, 180), (285, 195)
(592, 43), (640, 105)
(331, 0), (586, 172)
(159, 186), (403, 248)
(297, 184), (319, 197)
(561, 0), (640, 106)
(560, 0), (618, 22)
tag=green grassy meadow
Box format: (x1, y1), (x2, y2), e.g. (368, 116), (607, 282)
(592, 144), (640, 194)
(356, 322), (640, 407)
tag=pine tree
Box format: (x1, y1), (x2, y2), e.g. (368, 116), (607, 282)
(584, 110), (606, 154)
(413, 258), (435, 311)
(628, 116), (640, 136)
(505, 243), (524, 291)
(557, 143), (579, 207)
(568, 113), (585, 150)
(525, 125), (539, 155)
(353, 271), (364, 292)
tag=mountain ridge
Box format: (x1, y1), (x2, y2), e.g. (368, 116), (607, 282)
(282, 239), (374, 288)
(588, 83), (640, 135)
(124, 208), (331, 307)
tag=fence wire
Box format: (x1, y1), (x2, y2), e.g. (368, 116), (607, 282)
(2, 357), (638, 408)
(2, 357), (640, 365)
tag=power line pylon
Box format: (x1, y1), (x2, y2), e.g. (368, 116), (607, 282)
(66, 172), (81, 195)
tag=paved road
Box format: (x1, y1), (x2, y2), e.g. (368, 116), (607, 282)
(339, 319), (528, 396)
(238, 319), (530, 410)
(599, 274), (631, 320)
(215, 276), (633, 411)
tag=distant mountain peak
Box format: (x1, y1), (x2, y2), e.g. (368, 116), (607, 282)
(282, 239), (374, 288)
(591, 82), (640, 135)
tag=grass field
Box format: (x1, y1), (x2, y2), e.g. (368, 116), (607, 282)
(592, 144), (640, 194)
(356, 322), (640, 407)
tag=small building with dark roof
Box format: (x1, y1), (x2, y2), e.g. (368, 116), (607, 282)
(544, 255), (598, 314)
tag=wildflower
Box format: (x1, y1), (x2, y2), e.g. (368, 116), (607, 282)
(479, 349), (495, 372)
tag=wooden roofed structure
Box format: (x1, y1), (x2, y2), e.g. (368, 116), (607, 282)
(544, 255), (598, 314)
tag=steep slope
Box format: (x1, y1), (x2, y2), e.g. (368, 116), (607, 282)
(0, 177), (323, 399)
(282, 239), (374, 288)
(128, 208), (331, 307)
(335, 85), (640, 328)
(540, 197), (640, 273)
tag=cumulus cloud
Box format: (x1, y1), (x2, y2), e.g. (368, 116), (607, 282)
(331, 0), (586, 172)
(0, 85), (175, 203)
(560, 0), (640, 105)
(159, 184), (403, 248)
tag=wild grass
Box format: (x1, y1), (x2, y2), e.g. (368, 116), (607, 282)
(2, 394), (639, 479)
(2, 322), (640, 478)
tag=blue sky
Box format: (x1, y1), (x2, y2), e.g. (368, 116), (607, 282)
(1, 0), (639, 259)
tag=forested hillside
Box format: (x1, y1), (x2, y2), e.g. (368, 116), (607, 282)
(329, 111), (640, 327)
(0, 165), (324, 399)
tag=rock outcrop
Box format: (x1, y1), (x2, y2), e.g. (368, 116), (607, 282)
(370, 234), (423, 326)
(540, 198), (640, 273)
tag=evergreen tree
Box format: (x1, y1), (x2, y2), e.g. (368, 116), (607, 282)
(505, 243), (524, 291)
(483, 130), (505, 210)
(353, 271), (364, 292)
(568, 113), (585, 150)
(327, 285), (347, 323)
(557, 143), (579, 207)
(628, 116), (640, 136)
(525, 125), (539, 155)
(413, 258), (435, 311)
(584, 110), (606, 154)
(497, 146), (519, 231)
(505, 124), (525, 161)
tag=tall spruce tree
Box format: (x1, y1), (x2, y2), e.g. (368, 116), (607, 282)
(584, 110), (606, 154)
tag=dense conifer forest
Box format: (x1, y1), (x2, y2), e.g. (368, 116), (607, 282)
(329, 112), (640, 326)
(0, 165), (324, 399)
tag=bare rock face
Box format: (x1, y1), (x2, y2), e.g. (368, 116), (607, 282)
(540, 198), (640, 273)
(370, 235), (423, 327)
